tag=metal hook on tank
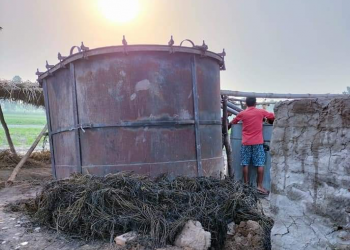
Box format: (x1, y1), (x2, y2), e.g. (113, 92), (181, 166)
(70, 46), (82, 55)
(179, 39), (195, 47)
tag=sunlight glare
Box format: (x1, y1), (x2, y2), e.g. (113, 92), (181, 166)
(99, 0), (140, 23)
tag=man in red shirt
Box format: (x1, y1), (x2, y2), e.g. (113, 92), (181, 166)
(231, 97), (275, 195)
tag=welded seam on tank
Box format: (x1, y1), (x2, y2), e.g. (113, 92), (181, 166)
(191, 55), (203, 176)
(42, 79), (57, 179)
(70, 63), (83, 174)
(78, 156), (223, 168)
(48, 120), (222, 135)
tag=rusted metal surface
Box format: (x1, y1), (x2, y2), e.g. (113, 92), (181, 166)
(42, 79), (56, 178)
(39, 41), (225, 179)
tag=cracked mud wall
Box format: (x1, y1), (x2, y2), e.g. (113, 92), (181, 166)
(270, 98), (350, 250)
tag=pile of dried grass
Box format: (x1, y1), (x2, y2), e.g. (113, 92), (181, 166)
(25, 173), (273, 249)
(0, 150), (50, 169)
(0, 79), (44, 107)
(30, 151), (51, 164)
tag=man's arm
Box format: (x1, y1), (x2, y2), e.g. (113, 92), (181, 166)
(231, 112), (242, 124)
(262, 110), (275, 121)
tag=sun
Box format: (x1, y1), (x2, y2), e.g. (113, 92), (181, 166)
(99, 0), (140, 23)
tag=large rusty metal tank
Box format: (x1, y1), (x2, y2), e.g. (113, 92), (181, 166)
(37, 38), (226, 179)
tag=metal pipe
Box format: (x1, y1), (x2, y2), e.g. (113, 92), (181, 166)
(221, 90), (347, 99)
(227, 101), (243, 112)
(221, 105), (239, 115)
(228, 97), (245, 102)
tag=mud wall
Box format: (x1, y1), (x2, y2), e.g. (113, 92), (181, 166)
(270, 98), (350, 250)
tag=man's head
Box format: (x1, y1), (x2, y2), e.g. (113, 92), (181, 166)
(246, 97), (257, 107)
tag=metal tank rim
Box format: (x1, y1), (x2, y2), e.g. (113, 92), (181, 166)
(37, 44), (225, 83)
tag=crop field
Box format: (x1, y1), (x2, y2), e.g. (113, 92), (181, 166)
(0, 112), (48, 150)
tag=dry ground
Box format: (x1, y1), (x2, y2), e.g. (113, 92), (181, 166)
(0, 163), (114, 250)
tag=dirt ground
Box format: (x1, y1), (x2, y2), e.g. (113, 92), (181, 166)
(0, 163), (116, 250)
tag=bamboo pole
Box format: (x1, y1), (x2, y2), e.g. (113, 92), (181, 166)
(0, 105), (16, 155)
(222, 96), (233, 177)
(6, 124), (47, 186)
(221, 90), (346, 99)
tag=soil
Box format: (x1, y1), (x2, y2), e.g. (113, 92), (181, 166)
(0, 183), (117, 250)
(0, 159), (115, 250)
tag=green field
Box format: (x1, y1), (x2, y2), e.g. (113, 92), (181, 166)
(0, 112), (47, 149)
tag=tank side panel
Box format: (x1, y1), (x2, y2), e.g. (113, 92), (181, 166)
(196, 57), (223, 175)
(46, 69), (79, 179)
(52, 131), (79, 179)
(196, 57), (221, 121)
(74, 52), (194, 124)
(73, 52), (199, 177)
(80, 126), (196, 178)
(46, 70), (75, 131)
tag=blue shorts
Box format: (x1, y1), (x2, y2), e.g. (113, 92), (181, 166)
(241, 144), (266, 167)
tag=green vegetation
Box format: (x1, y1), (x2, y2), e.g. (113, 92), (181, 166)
(0, 101), (47, 149)
(2, 113), (46, 126)
(0, 127), (47, 148)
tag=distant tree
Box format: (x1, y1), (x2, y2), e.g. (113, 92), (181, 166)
(343, 87), (350, 95)
(12, 75), (22, 83)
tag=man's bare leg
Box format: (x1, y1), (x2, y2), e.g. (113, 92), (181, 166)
(243, 166), (249, 184)
(257, 166), (268, 194)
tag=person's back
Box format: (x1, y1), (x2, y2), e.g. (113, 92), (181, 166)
(233, 107), (274, 145)
(230, 97), (274, 195)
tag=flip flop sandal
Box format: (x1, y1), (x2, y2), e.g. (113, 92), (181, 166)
(257, 189), (269, 196)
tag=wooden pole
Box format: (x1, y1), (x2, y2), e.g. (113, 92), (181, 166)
(0, 105), (16, 155)
(222, 95), (233, 177)
(6, 124), (47, 186)
(221, 90), (346, 99)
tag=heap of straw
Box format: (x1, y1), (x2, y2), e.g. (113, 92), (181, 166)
(0, 79), (44, 107)
(27, 173), (273, 249)
(0, 150), (49, 169)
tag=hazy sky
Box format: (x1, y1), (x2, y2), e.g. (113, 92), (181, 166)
(1, 0), (350, 94)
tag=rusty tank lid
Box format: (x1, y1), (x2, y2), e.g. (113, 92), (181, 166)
(35, 36), (226, 84)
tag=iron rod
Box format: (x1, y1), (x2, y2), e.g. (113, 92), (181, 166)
(227, 101), (243, 112)
(221, 90), (346, 99)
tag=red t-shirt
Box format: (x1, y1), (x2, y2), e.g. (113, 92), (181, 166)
(231, 107), (275, 145)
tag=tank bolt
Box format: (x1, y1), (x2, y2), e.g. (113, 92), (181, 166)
(168, 35), (175, 54)
(36, 68), (44, 76)
(58, 52), (67, 62)
(218, 48), (226, 57)
(80, 42), (89, 51)
(168, 35), (174, 46)
(122, 35), (128, 55)
(80, 42), (89, 60)
(122, 35), (128, 46)
(46, 60), (54, 70)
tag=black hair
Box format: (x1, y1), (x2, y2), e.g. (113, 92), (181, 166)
(246, 97), (256, 107)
